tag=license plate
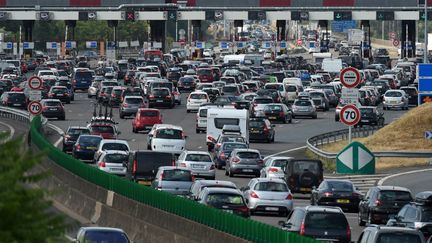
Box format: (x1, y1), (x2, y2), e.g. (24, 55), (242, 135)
(138, 181), (152, 186)
(269, 116), (277, 119)
(13, 104), (21, 106)
(222, 209), (233, 214)
(265, 207), (279, 211)
(336, 199), (350, 204)
(50, 108), (57, 111)
(361, 120), (369, 122)
(250, 130), (259, 133)
(243, 169), (253, 172)
(162, 145), (174, 148)
(57, 94), (64, 96)
(193, 165), (205, 169)
(86, 146), (97, 150)
(110, 168), (123, 171)
(300, 187), (311, 192)
(157, 100), (163, 102)
(184, 86), (190, 88)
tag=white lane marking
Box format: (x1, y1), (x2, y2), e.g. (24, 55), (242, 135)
(0, 121), (15, 142)
(54, 137), (63, 148)
(377, 168), (432, 186)
(198, 146), (202, 149)
(264, 146), (307, 159)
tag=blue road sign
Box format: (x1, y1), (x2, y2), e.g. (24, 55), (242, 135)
(280, 41), (287, 49)
(5, 42), (13, 49)
(419, 63), (432, 77)
(262, 42), (271, 48)
(220, 42), (228, 49)
(107, 41), (116, 48)
(90, 41), (97, 48)
(419, 78), (432, 92)
(51, 42), (57, 49)
(331, 20), (357, 33)
(418, 64), (432, 92)
(425, 131), (432, 140)
(309, 42), (316, 48)
(237, 42), (245, 48)
(65, 41), (72, 49)
(196, 41), (204, 49)
(23, 42), (29, 49)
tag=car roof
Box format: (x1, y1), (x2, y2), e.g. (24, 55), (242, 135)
(233, 148), (260, 153)
(155, 124), (183, 130)
(158, 166), (192, 171)
(375, 185), (411, 192)
(196, 180), (237, 187)
(324, 179), (353, 184)
(204, 187), (242, 194)
(79, 227), (126, 233)
(67, 126), (89, 130)
(305, 206), (344, 213)
(41, 99), (62, 102)
(102, 150), (129, 155)
(100, 139), (128, 144)
(183, 150), (211, 155)
(253, 178), (286, 183)
(124, 96), (143, 99)
(365, 225), (423, 233)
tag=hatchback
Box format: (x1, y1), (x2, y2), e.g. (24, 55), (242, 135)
(248, 117), (275, 143)
(119, 96), (145, 118)
(242, 178), (293, 216)
(188, 180), (237, 201)
(198, 187), (250, 218)
(263, 103), (293, 123)
(108, 86), (125, 107)
(383, 89), (409, 110)
(225, 149), (264, 177)
(148, 87), (174, 108)
(150, 125), (186, 155)
(93, 139), (130, 163)
(291, 99), (317, 119)
(186, 91), (209, 113)
(40, 99), (65, 120)
(74, 227), (131, 243)
(0, 91), (27, 109)
(48, 86), (71, 104)
(96, 150), (128, 176)
(400, 86), (419, 106)
(176, 151), (215, 180)
(151, 166), (194, 196)
(356, 225), (426, 243)
(260, 156), (293, 179)
(251, 96), (274, 117)
(132, 108), (162, 133)
(72, 135), (103, 161)
(311, 179), (363, 212)
(221, 84), (240, 96)
(214, 142), (249, 169)
(62, 126), (91, 153)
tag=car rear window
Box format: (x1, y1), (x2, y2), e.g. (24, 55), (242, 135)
(376, 232), (422, 243)
(286, 85), (297, 92)
(102, 143), (128, 151)
(52, 88), (66, 92)
(254, 182), (288, 192)
(75, 71), (92, 79)
(83, 231), (129, 243)
(237, 152), (260, 159)
(197, 69), (211, 75)
(214, 118), (239, 129)
(222, 86), (237, 92)
(9, 93), (25, 99)
(152, 89), (169, 96)
(294, 100), (312, 106)
(273, 159), (290, 167)
(112, 89), (123, 95)
(421, 209), (432, 221)
(44, 101), (62, 106)
(105, 154), (128, 164)
(79, 136), (102, 145)
(379, 190), (412, 202)
(185, 154), (212, 162)
(68, 129), (90, 136)
(190, 93), (207, 99)
(221, 136), (245, 143)
(249, 121), (265, 128)
(254, 98), (272, 104)
(401, 88), (417, 96)
(206, 193), (244, 206)
(91, 126), (114, 134)
(264, 105), (282, 111)
(292, 161), (320, 174)
(223, 143), (248, 151)
(386, 91), (403, 97)
(327, 181), (354, 192)
(162, 169), (192, 181)
(141, 110), (159, 117)
(125, 98), (143, 104)
(309, 92), (323, 98)
(199, 108), (207, 118)
(305, 212), (347, 230)
(155, 129), (183, 139)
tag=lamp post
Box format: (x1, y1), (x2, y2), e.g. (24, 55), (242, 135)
(425, 0), (428, 63)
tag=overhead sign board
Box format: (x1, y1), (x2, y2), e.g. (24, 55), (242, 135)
(65, 41), (76, 49)
(219, 42), (228, 49)
(336, 141), (375, 174)
(376, 11), (394, 21)
(22, 42), (34, 49)
(4, 42), (13, 49)
(236, 42), (246, 49)
(195, 41), (205, 49)
(86, 41), (97, 49)
(279, 41), (287, 49)
(419, 93), (432, 105)
(46, 42), (58, 49)
(331, 20), (357, 33)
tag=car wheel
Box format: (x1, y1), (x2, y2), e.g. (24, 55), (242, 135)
(66, 100), (70, 104)
(132, 127), (136, 133)
(310, 196), (315, 205)
(88, 94), (91, 98)
(119, 113), (124, 119)
(228, 170), (234, 177)
(383, 106), (387, 110)
(358, 211), (366, 226)
(289, 116), (292, 123)
(196, 129), (200, 134)
(271, 134), (275, 142)
(71, 96), (74, 101)
(312, 115), (317, 119)
(225, 169), (229, 176)
(367, 213), (374, 225)
(283, 116), (287, 124)
(59, 116), (65, 121)
(147, 144), (151, 150)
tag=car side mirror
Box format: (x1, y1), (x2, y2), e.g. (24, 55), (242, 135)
(240, 186), (249, 191)
(271, 124), (275, 128)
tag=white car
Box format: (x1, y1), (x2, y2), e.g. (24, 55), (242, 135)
(87, 81), (99, 98)
(96, 150), (128, 176)
(176, 151), (215, 179)
(196, 105), (213, 134)
(186, 91), (209, 113)
(93, 139), (130, 163)
(260, 157), (293, 179)
(383, 89), (409, 110)
(150, 124), (186, 155)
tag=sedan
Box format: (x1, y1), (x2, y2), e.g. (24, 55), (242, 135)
(311, 179), (363, 212)
(383, 90), (409, 110)
(242, 178), (293, 216)
(263, 103), (293, 123)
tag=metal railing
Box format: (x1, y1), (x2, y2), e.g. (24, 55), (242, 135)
(307, 126), (432, 159)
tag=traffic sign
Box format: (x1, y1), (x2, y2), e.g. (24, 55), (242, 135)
(196, 41), (204, 49)
(28, 101), (42, 116)
(279, 41), (287, 49)
(419, 93), (432, 105)
(219, 42), (228, 49)
(262, 41), (271, 49)
(336, 141), (375, 174)
(339, 104), (361, 126)
(5, 42), (13, 49)
(425, 131), (432, 140)
(334, 11), (352, 21)
(28, 76), (43, 90)
(28, 90), (42, 101)
(376, 11), (394, 21)
(388, 32), (396, 39)
(393, 39), (400, 47)
(340, 67), (361, 88)
(341, 88), (360, 106)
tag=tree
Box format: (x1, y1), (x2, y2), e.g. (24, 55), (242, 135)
(0, 134), (65, 242)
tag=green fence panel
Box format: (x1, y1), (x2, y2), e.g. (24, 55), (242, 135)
(30, 116), (319, 243)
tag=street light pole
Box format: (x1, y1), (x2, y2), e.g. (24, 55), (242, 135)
(425, 0), (429, 63)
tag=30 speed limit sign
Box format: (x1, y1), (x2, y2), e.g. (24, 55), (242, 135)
(28, 101), (43, 116)
(340, 104), (360, 126)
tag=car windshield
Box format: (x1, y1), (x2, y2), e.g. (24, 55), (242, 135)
(264, 105), (282, 111)
(293, 161), (319, 174)
(68, 129), (90, 136)
(237, 152), (260, 159)
(386, 91), (403, 97)
(249, 121), (265, 128)
(379, 190), (412, 202)
(155, 129), (183, 139)
(91, 126), (114, 134)
(305, 213), (347, 230)
(222, 86), (237, 92)
(221, 136), (245, 143)
(162, 169), (192, 181)
(141, 110), (158, 116)
(84, 231), (129, 243)
(223, 143), (248, 151)
(185, 154), (212, 162)
(102, 143), (128, 151)
(376, 233), (422, 243)
(254, 182), (288, 192)
(75, 71), (92, 80)
(309, 92), (323, 98)
(190, 93), (207, 99)
(272, 159), (290, 167)
(206, 193), (244, 206)
(294, 100), (312, 106)
(125, 98), (143, 104)
(105, 154), (128, 164)
(266, 84), (283, 91)
(112, 89), (123, 95)
(327, 181), (353, 192)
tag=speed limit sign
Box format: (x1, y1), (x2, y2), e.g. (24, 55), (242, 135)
(340, 104), (360, 126)
(28, 101), (43, 116)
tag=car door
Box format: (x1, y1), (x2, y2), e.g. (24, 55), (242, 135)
(360, 189), (373, 220)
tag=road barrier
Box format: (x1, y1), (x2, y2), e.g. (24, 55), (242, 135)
(27, 115), (317, 243)
(307, 126), (432, 159)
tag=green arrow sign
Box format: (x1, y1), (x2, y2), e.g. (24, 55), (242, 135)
(336, 141), (375, 174)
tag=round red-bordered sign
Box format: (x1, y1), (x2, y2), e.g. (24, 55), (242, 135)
(340, 67), (361, 89)
(393, 39), (400, 47)
(340, 104), (360, 126)
(28, 100), (43, 115)
(28, 76), (43, 90)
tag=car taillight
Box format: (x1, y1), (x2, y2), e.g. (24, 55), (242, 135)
(42, 106), (48, 111)
(98, 161), (106, 168)
(165, 95), (171, 99)
(269, 167), (279, 173)
(220, 152), (226, 160)
(172, 159), (176, 166)
(122, 103), (128, 107)
(75, 144), (81, 151)
(300, 222), (305, 235)
(250, 191), (259, 198)
(324, 192), (333, 197)
(132, 160), (137, 174)
(207, 136), (216, 143)
(239, 205), (249, 213)
(286, 193), (293, 200)
(139, 103), (145, 108)
(375, 199), (382, 206)
(149, 95), (155, 99)
(64, 135), (71, 141)
(180, 163), (186, 167)
(257, 159), (264, 165)
(215, 143), (221, 149)
(279, 112), (284, 117)
(48, 93), (53, 97)
(232, 157), (240, 163)
(346, 225), (351, 240)
(64, 92), (69, 96)
(73, 80), (77, 84)
(263, 126), (269, 133)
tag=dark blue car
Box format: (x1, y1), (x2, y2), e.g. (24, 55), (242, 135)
(72, 69), (94, 91)
(214, 142), (248, 169)
(72, 135), (103, 161)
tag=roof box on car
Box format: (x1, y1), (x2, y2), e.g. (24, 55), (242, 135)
(415, 191), (432, 205)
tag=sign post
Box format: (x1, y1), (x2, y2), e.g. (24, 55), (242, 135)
(27, 76), (43, 118)
(339, 104), (361, 143)
(339, 67), (361, 143)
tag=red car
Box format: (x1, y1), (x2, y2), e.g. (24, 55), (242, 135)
(132, 108), (163, 133)
(197, 68), (214, 83)
(88, 124), (118, 139)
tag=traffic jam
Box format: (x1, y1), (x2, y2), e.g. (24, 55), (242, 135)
(1, 29), (431, 242)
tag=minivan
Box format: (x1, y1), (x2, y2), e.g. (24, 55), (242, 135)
(126, 151), (175, 186)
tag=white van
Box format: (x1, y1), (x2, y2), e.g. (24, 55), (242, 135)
(206, 108), (249, 151)
(150, 124), (186, 155)
(283, 77), (303, 88)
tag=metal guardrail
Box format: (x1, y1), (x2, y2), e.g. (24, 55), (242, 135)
(307, 125), (432, 159)
(0, 106), (53, 132)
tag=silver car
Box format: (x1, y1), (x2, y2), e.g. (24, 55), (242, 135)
(225, 149), (264, 177)
(119, 96), (145, 118)
(291, 99), (317, 119)
(176, 151), (216, 180)
(260, 156), (293, 179)
(87, 81), (99, 98)
(383, 89), (409, 110)
(241, 178), (293, 216)
(151, 166), (194, 196)
(96, 150), (128, 176)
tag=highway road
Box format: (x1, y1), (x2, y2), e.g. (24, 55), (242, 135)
(45, 89), (408, 241)
(382, 169), (432, 195)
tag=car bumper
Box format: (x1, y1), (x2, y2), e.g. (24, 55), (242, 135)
(191, 170), (215, 178)
(383, 101), (406, 108)
(149, 100), (171, 107)
(187, 103), (201, 110)
(249, 133), (271, 141)
(230, 166), (261, 175)
(42, 111), (65, 118)
(317, 200), (360, 210)
(63, 142), (76, 151)
(248, 198), (293, 212)
(293, 111), (316, 117)
(99, 167), (127, 176)
(73, 151), (96, 161)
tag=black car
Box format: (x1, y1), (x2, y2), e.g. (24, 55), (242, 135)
(358, 107), (385, 127)
(263, 103), (293, 123)
(198, 187), (250, 218)
(257, 89), (283, 103)
(358, 186), (413, 226)
(98, 86), (114, 104)
(213, 95), (250, 110)
(0, 92), (27, 109)
(109, 87), (124, 107)
(248, 117), (275, 143)
(148, 88), (174, 108)
(40, 99), (65, 120)
(387, 191), (432, 240)
(62, 126), (91, 153)
(72, 135), (103, 161)
(177, 76), (196, 91)
(311, 179), (363, 212)
(282, 159), (324, 193)
(279, 206), (351, 243)
(357, 225), (427, 243)
(48, 86), (71, 104)
(401, 86), (419, 106)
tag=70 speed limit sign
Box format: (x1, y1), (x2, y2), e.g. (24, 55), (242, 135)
(340, 104), (360, 126)
(28, 101), (43, 116)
